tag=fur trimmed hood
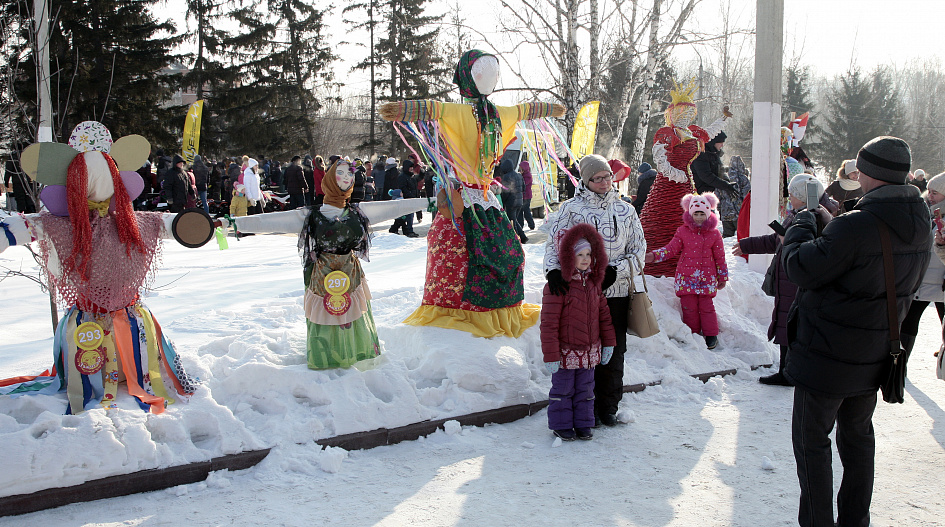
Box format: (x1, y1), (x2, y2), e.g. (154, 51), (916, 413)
(556, 222), (608, 287)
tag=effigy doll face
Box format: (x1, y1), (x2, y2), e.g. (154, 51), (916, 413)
(669, 104), (697, 129)
(471, 55), (500, 96)
(336, 163), (354, 191)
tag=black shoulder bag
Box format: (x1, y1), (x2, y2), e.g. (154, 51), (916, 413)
(873, 216), (910, 404)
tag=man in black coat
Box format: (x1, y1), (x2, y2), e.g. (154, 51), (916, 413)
(691, 131), (736, 195)
(781, 136), (931, 527)
(389, 159), (419, 237)
(283, 155), (307, 209)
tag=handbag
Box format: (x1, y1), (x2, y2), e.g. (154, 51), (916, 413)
(760, 256), (777, 297)
(627, 259), (660, 338)
(874, 216), (910, 404)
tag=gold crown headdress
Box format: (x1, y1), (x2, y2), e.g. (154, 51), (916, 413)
(669, 78), (698, 108)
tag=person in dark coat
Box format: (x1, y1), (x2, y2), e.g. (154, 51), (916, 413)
(691, 132), (736, 195)
(225, 159), (241, 201)
(519, 159), (536, 230)
(499, 156), (527, 243)
(781, 137), (931, 527)
(372, 156), (387, 201)
(632, 162), (657, 215)
(284, 155), (307, 209)
(164, 154), (195, 213)
(210, 160), (225, 203)
(350, 159), (366, 203)
(383, 157), (399, 202)
(4, 149), (36, 213)
(389, 159), (419, 236)
(735, 174), (832, 386)
(270, 160), (283, 192)
(302, 155), (316, 206)
(192, 155), (210, 213)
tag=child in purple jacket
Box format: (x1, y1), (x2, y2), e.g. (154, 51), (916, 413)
(541, 223), (617, 441)
(645, 193), (728, 349)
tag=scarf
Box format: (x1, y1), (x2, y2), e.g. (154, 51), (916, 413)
(453, 50), (503, 177)
(322, 161), (353, 209)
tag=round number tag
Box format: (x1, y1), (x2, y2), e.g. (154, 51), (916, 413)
(75, 348), (106, 375)
(323, 270), (351, 296)
(74, 321), (105, 351)
(324, 293), (352, 316)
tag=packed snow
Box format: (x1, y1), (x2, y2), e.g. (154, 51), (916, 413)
(1, 215), (943, 525)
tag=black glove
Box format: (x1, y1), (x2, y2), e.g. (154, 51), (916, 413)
(602, 265), (618, 290)
(546, 269), (569, 296)
(718, 181), (736, 194)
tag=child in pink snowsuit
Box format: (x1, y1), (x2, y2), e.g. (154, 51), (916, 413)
(645, 193), (728, 349)
(541, 223), (617, 441)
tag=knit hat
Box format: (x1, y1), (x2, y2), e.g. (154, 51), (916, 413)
(855, 136), (911, 184)
(639, 162), (652, 173)
(710, 131), (727, 144)
(914, 168), (926, 179)
(926, 173), (945, 196)
(386, 156), (398, 166)
(787, 174), (825, 203)
(573, 238), (591, 255)
(172, 154), (185, 166)
(579, 154), (612, 184)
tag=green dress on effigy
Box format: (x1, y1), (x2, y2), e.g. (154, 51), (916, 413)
(300, 204), (380, 369)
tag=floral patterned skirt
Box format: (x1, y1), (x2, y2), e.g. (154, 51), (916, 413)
(407, 205), (539, 338)
(421, 205), (525, 309)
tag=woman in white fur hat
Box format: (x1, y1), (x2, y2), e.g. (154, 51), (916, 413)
(825, 159), (865, 214)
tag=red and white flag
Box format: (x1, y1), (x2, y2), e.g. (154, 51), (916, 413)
(790, 112), (809, 147)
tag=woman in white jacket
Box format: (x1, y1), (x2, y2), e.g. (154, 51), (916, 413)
(901, 172), (945, 356)
(543, 154), (647, 427)
(243, 158), (265, 214)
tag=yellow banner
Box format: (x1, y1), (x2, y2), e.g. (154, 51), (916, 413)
(570, 101), (600, 158)
(182, 100), (204, 164)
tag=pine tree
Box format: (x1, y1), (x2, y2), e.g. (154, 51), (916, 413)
(350, 0), (449, 153)
(782, 63), (818, 158)
(206, 0), (336, 158)
(7, 0), (183, 146)
(821, 68), (875, 173)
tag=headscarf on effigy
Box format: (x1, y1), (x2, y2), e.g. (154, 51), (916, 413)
(453, 49), (502, 177)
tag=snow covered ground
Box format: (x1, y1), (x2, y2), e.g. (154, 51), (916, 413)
(1, 215), (943, 525)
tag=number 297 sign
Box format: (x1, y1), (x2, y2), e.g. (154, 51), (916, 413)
(323, 271), (352, 316)
(74, 321), (105, 350)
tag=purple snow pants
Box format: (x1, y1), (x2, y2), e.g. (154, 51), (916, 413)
(548, 367), (596, 430)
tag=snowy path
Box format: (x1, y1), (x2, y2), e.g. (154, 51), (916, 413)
(1, 219), (944, 526)
(7, 314), (943, 526)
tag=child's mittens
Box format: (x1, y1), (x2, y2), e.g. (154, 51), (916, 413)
(644, 252), (655, 264)
(601, 346), (614, 365)
(717, 279), (727, 290)
(545, 361), (560, 374)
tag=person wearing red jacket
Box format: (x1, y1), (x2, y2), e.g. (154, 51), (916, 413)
(541, 222), (616, 441)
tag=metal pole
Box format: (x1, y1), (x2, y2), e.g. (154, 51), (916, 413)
(34, 0), (52, 142)
(748, 0), (783, 273)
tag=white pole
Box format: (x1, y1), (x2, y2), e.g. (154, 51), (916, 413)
(34, 0), (52, 142)
(748, 0), (783, 273)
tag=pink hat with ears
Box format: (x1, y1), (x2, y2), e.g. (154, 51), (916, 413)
(681, 193), (718, 216)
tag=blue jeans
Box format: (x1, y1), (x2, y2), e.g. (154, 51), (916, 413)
(198, 190), (208, 213)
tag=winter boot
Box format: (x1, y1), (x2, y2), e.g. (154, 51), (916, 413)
(553, 429), (576, 441)
(760, 345), (793, 386)
(704, 335), (719, 349)
(575, 428), (594, 440)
